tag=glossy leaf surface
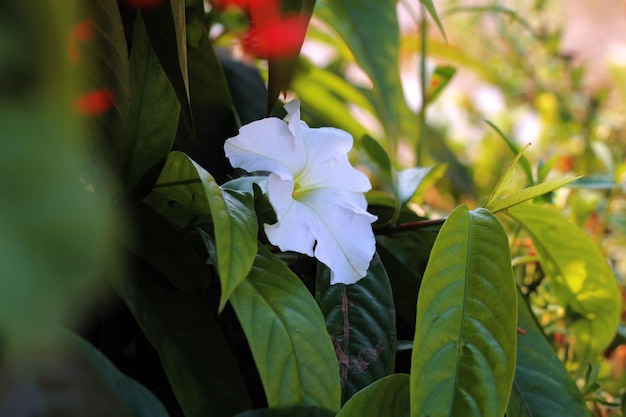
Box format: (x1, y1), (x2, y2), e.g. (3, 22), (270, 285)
(411, 206), (517, 417)
(229, 246), (341, 411)
(506, 203), (621, 362)
(336, 373), (410, 417)
(317, 254), (396, 403)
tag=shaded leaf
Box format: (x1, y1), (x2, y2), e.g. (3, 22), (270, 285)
(506, 290), (588, 417)
(506, 204), (621, 362)
(110, 256), (251, 417)
(395, 167), (433, 206)
(411, 206), (517, 417)
(125, 13), (180, 195)
(142, 0), (194, 137)
(151, 151), (258, 310)
(229, 245), (341, 411)
(316, 254), (396, 404)
(336, 374), (409, 417)
(234, 405), (336, 417)
(120, 202), (213, 291)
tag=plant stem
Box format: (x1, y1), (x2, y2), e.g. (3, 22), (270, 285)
(373, 217), (446, 235)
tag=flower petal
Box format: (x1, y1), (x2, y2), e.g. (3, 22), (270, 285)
(224, 117), (306, 180)
(265, 186), (376, 284)
(298, 125), (372, 193)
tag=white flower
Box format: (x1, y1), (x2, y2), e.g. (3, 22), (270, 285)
(224, 100), (377, 284)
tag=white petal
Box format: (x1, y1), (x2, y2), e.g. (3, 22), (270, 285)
(298, 125), (372, 193)
(265, 186), (377, 285)
(224, 117), (305, 180)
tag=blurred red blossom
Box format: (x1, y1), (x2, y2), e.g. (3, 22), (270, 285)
(214, 0), (307, 58)
(122, 0), (166, 10)
(68, 20), (94, 63)
(75, 89), (115, 115)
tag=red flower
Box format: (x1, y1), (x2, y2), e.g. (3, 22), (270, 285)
(75, 89), (115, 115)
(122, 0), (166, 10)
(214, 0), (307, 58)
(68, 20), (94, 63)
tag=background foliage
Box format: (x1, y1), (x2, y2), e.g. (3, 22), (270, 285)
(2, 0), (626, 416)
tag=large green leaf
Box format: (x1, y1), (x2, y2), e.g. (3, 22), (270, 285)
(142, 0), (194, 136)
(336, 374), (410, 417)
(316, 0), (410, 142)
(150, 151), (258, 310)
(81, 0), (131, 177)
(110, 256), (251, 417)
(316, 254), (396, 404)
(124, 13), (180, 195)
(229, 245), (341, 411)
(410, 205), (517, 417)
(506, 203), (621, 362)
(506, 291), (588, 417)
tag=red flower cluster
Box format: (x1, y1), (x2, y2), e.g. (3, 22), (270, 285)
(215, 0), (308, 58)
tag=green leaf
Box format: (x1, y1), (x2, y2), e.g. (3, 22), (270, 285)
(70, 333), (170, 417)
(110, 257), (251, 417)
(142, 0), (194, 137)
(316, 0), (410, 141)
(234, 405), (336, 417)
(266, 0), (316, 112)
(506, 204), (621, 362)
(316, 254), (396, 404)
(425, 65), (456, 104)
(229, 245), (341, 411)
(484, 120), (534, 186)
(120, 202), (213, 291)
(151, 151), (258, 310)
(568, 175), (616, 190)
(395, 167), (433, 207)
(124, 13), (180, 195)
(82, 0), (131, 177)
(410, 205), (517, 417)
(336, 374), (410, 417)
(420, 0), (446, 42)
(506, 291), (588, 417)
(361, 135), (392, 182)
(485, 177), (581, 213)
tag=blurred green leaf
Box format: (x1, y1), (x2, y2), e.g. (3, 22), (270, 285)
(316, 0), (410, 142)
(152, 151), (258, 311)
(336, 374), (409, 417)
(234, 405), (336, 417)
(229, 245), (341, 411)
(567, 175), (616, 190)
(125, 14), (180, 195)
(316, 254), (396, 404)
(411, 206), (517, 417)
(110, 256), (251, 417)
(484, 120), (534, 186)
(142, 0), (194, 137)
(361, 135), (392, 182)
(395, 167), (433, 206)
(506, 204), (622, 363)
(420, 0), (447, 42)
(506, 291), (588, 417)
(82, 0), (131, 177)
(425, 65), (456, 104)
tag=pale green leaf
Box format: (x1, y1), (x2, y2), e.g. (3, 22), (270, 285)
(486, 177), (581, 213)
(506, 204), (621, 362)
(336, 374), (409, 417)
(483, 142), (531, 208)
(411, 206), (517, 417)
(395, 167), (433, 206)
(229, 245), (341, 411)
(420, 0), (446, 41)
